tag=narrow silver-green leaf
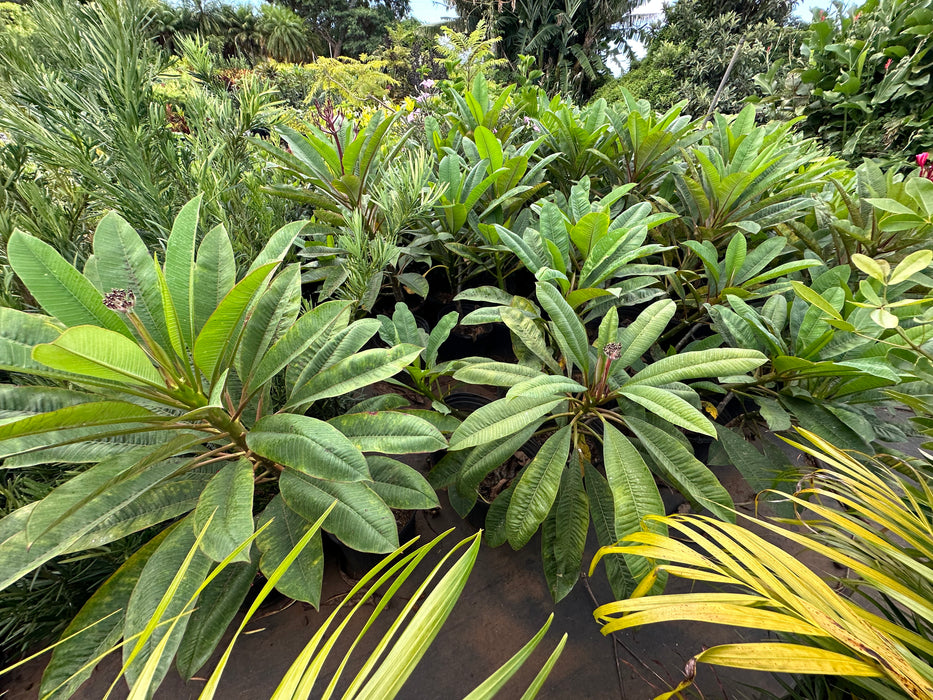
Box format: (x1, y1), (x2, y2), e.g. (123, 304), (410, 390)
(506, 426), (570, 549)
(449, 395), (561, 451)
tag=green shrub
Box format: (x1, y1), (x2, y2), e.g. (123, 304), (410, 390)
(762, 0), (933, 161)
(599, 0), (800, 115)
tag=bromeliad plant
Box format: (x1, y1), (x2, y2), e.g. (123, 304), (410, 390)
(0, 196), (447, 690)
(431, 285), (766, 601)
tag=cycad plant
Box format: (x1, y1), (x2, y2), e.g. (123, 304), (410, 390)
(0, 197), (448, 691)
(591, 429), (933, 699)
(432, 287), (765, 601)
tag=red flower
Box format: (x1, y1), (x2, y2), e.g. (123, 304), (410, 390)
(885, 58), (893, 71)
(918, 153), (933, 181)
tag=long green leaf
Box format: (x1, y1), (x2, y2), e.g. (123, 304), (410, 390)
(536, 282), (589, 376)
(366, 456), (439, 510)
(615, 299), (675, 368)
(453, 361), (543, 387)
(626, 349), (766, 387)
(506, 426), (570, 549)
(279, 469), (397, 553)
(7, 230), (131, 337)
(626, 417), (734, 522)
(191, 224), (236, 337)
(122, 516), (212, 693)
(199, 503), (335, 700)
(193, 262), (278, 383)
(601, 423), (666, 582)
(256, 496), (325, 607)
(193, 459), (255, 563)
(620, 385), (716, 436)
(0, 400), (156, 443)
(541, 466), (588, 602)
(0, 307), (64, 375)
(164, 196), (202, 346)
(328, 411), (447, 454)
(248, 301), (350, 394)
(287, 344), (422, 408)
(248, 414), (369, 482)
(236, 265), (301, 387)
(93, 212), (169, 350)
(449, 395), (561, 451)
(175, 556), (258, 680)
(39, 529), (172, 700)
(33, 326), (166, 388)
(246, 220), (306, 275)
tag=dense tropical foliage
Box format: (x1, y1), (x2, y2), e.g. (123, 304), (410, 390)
(1, 0), (933, 696)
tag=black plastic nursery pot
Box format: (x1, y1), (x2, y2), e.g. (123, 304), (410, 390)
(465, 435), (543, 530)
(435, 302), (513, 362)
(442, 392), (545, 531)
(324, 511), (419, 580)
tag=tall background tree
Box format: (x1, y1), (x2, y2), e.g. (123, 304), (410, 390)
(446, 0), (643, 99)
(597, 0), (799, 115)
(274, 0), (410, 58)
